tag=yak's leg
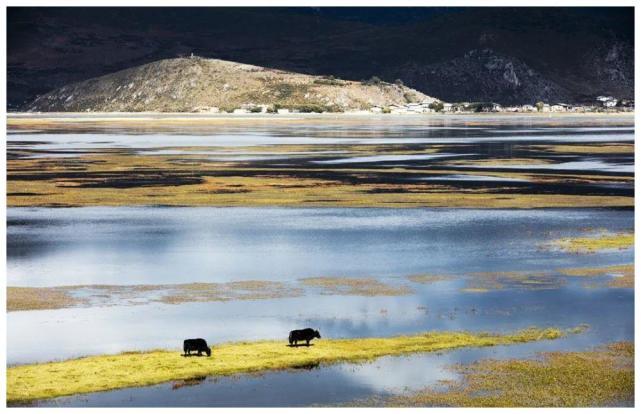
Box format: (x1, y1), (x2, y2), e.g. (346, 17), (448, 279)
(306, 339), (310, 346)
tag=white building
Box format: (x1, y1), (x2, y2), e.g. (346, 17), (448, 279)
(596, 96), (618, 108)
(550, 104), (568, 112)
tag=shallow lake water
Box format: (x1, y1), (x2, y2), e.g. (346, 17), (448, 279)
(8, 278), (633, 365)
(8, 207), (633, 286)
(8, 121), (634, 156)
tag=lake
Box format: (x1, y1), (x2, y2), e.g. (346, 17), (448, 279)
(6, 116), (634, 406)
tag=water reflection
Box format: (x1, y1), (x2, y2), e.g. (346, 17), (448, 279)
(8, 281), (633, 365)
(7, 207), (633, 286)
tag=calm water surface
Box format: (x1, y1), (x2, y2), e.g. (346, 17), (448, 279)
(8, 207), (633, 286)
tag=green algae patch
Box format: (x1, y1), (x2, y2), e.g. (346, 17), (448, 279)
(552, 232), (634, 254)
(7, 327), (570, 404)
(385, 341), (634, 407)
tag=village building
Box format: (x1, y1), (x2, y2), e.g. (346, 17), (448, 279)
(596, 95), (618, 108)
(550, 103), (569, 112)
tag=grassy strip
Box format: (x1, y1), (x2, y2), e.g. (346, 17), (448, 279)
(8, 178), (632, 209)
(528, 143), (634, 154)
(7, 327), (568, 404)
(384, 342), (633, 407)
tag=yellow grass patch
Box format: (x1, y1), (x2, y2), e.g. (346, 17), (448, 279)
(558, 264), (634, 288)
(6, 287), (85, 311)
(552, 232), (634, 253)
(528, 143), (634, 154)
(300, 276), (412, 296)
(462, 271), (564, 292)
(407, 274), (451, 284)
(7, 176), (633, 209)
(445, 158), (552, 166)
(385, 342), (634, 407)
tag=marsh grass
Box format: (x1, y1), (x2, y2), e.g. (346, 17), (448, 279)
(552, 232), (634, 253)
(7, 144), (633, 208)
(7, 281), (303, 311)
(6, 287), (87, 311)
(8, 277), (412, 312)
(457, 271), (565, 293)
(445, 158), (553, 166)
(558, 264), (634, 288)
(7, 327), (571, 404)
(528, 143), (634, 154)
(301, 277), (413, 296)
(9, 263), (634, 312)
(384, 342), (634, 407)
(407, 274), (451, 284)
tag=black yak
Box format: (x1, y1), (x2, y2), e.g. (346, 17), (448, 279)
(289, 328), (321, 346)
(183, 338), (212, 357)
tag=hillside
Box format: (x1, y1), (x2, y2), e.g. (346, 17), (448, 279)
(8, 8), (633, 109)
(25, 57), (433, 112)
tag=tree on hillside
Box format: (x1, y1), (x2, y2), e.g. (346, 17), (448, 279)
(429, 101), (444, 112)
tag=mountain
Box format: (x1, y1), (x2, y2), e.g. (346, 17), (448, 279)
(8, 7), (633, 109)
(25, 57), (432, 112)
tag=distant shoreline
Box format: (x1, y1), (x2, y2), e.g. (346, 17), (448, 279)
(8, 111), (635, 119)
(7, 111), (635, 130)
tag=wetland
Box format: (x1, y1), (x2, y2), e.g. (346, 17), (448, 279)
(6, 114), (635, 407)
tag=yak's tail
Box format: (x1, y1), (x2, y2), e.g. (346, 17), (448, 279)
(288, 332), (293, 343)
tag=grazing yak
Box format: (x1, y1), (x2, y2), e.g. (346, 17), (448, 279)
(289, 328), (321, 346)
(183, 338), (212, 357)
